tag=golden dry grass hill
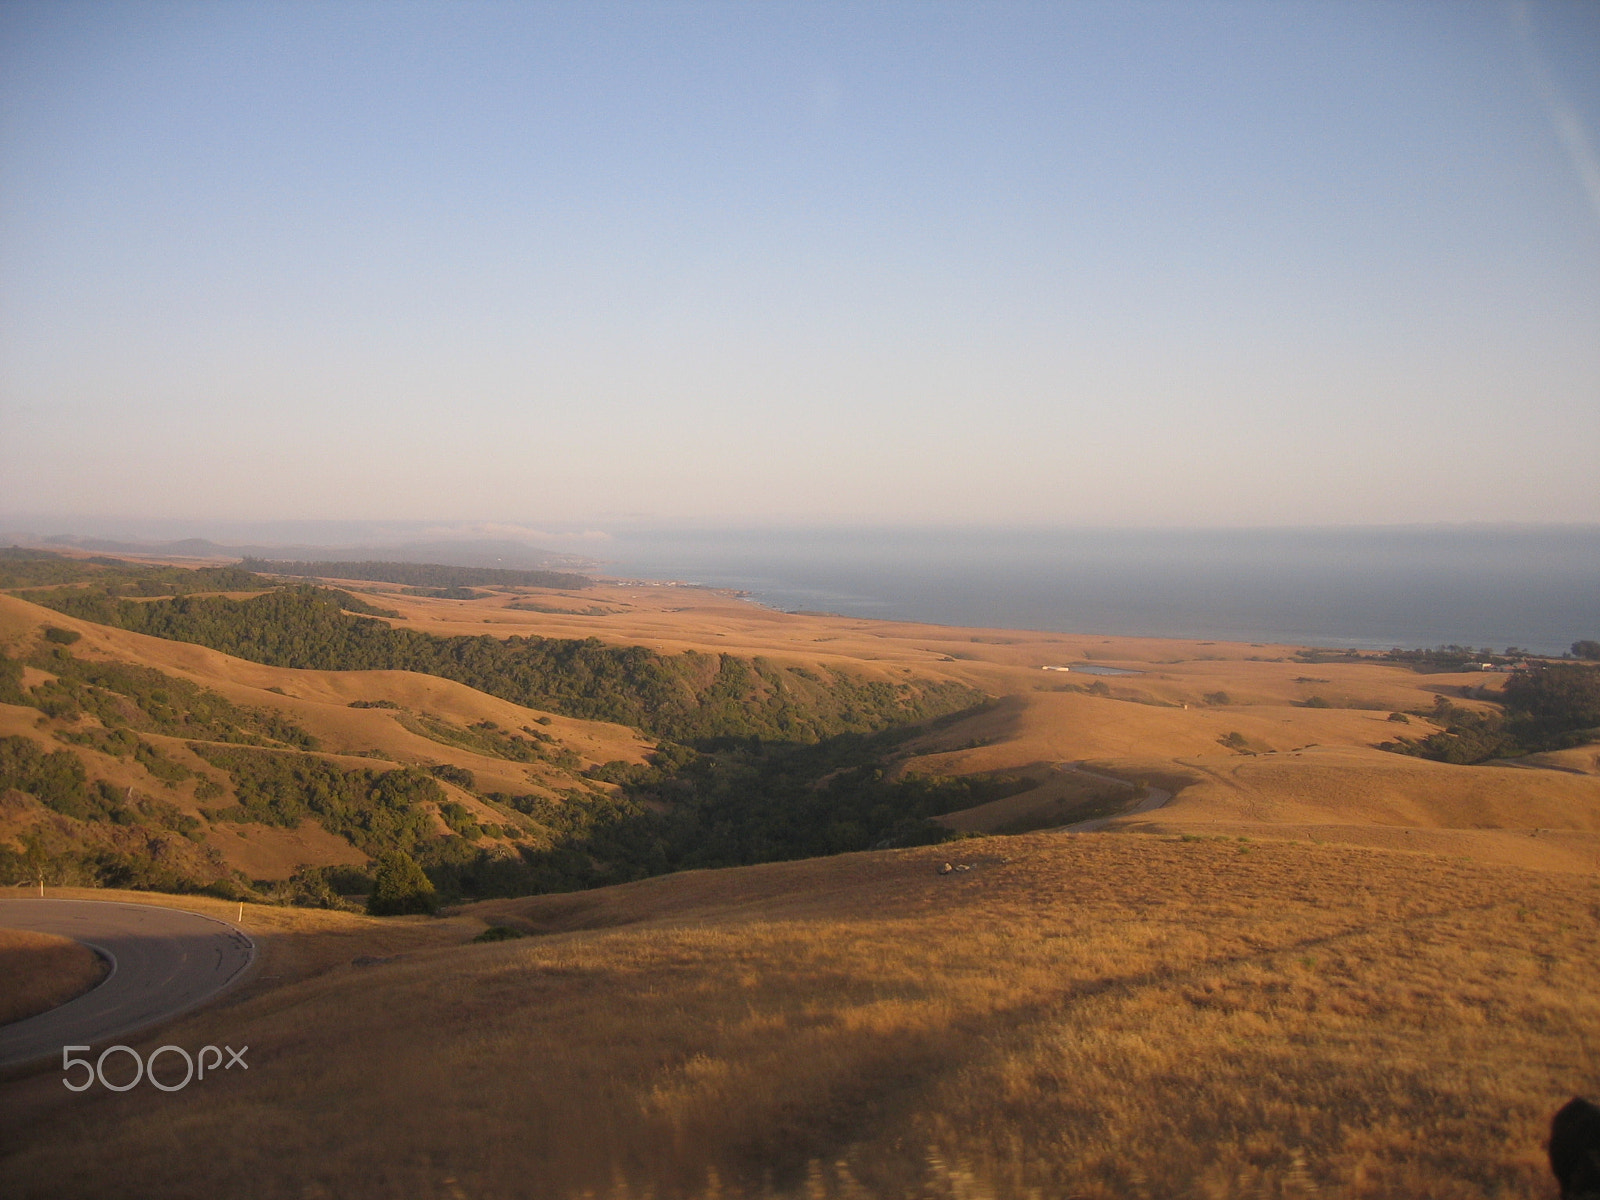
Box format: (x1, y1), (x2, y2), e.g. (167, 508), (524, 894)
(2, 553), (1598, 1197)
(1, 837), (1596, 1198)
(0, 926), (105, 1025)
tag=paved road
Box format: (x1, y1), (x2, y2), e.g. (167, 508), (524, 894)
(0, 899), (255, 1069)
(1052, 764), (1175, 833)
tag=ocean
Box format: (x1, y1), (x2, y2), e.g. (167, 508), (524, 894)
(600, 525), (1600, 657)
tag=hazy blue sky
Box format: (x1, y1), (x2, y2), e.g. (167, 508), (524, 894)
(2, 0), (1597, 530)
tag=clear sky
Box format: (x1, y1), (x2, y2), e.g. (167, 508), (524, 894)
(2, 0), (1597, 530)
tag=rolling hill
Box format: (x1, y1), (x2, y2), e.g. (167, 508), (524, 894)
(2, 833), (1596, 1197)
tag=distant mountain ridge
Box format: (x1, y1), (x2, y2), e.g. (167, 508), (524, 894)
(25, 534), (600, 572)
(243, 558), (592, 590)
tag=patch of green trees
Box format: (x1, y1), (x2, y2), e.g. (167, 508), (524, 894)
(1382, 664), (1600, 764)
(0, 548), (268, 595)
(35, 586), (983, 743)
(366, 849), (438, 915)
(400, 587), (492, 600)
(0, 734), (208, 889)
(189, 746), (439, 857)
(398, 713), (579, 769)
(423, 717), (1014, 899)
(3, 646), (316, 749)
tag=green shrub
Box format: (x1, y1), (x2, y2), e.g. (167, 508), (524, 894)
(472, 925), (525, 943)
(202, 877), (256, 902)
(0, 734), (95, 817)
(430, 763), (475, 788)
(135, 739), (193, 784)
(367, 849), (437, 916)
(438, 801), (483, 839)
(275, 866), (349, 909)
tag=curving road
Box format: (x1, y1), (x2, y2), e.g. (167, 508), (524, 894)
(1052, 764), (1174, 833)
(0, 899), (254, 1070)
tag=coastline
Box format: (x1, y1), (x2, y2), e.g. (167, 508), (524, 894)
(596, 526), (1600, 657)
(599, 569), (1593, 658)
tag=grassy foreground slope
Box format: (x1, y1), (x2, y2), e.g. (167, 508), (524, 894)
(0, 928), (105, 1024)
(2, 837), (1596, 1199)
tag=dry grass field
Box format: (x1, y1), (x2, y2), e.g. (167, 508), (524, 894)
(2, 837), (1596, 1198)
(0, 927), (106, 1025)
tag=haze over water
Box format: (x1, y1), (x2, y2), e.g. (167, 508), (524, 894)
(605, 525), (1600, 656)
(3, 3), (1595, 651)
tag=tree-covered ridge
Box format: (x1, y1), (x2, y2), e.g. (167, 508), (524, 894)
(33, 586), (986, 743)
(0, 734), (201, 834)
(19, 581), (392, 621)
(242, 557), (591, 590)
(322, 589), (401, 617)
(187, 746), (439, 857)
(0, 729), (226, 895)
(0, 734), (203, 838)
(3, 645), (317, 750)
(0, 645), (479, 898)
(0, 641), (334, 893)
(0, 547), (268, 595)
(400, 587), (492, 600)
(1383, 663), (1600, 764)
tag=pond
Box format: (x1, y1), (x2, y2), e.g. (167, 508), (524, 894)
(1042, 664), (1141, 676)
